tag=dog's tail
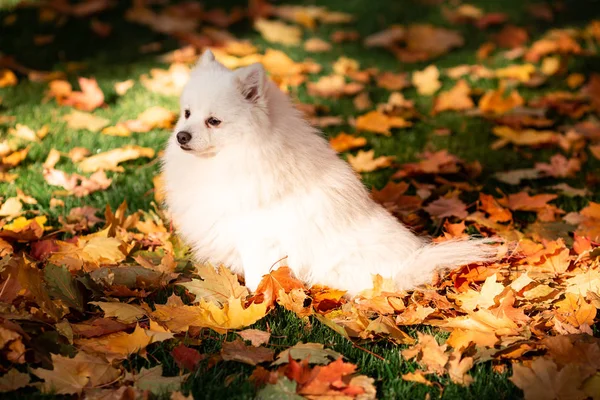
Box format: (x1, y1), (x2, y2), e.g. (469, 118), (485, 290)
(395, 237), (500, 289)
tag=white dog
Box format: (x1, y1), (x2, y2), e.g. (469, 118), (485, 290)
(162, 50), (497, 296)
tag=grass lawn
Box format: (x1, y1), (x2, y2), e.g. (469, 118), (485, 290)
(1, 0), (599, 398)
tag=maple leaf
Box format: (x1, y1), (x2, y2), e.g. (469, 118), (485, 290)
(8, 123), (48, 141)
(152, 297), (268, 334)
(43, 168), (112, 197)
(277, 288), (312, 317)
(535, 154), (581, 178)
(248, 266), (305, 308)
(61, 77), (105, 111)
(424, 195), (468, 220)
(78, 145), (155, 172)
(355, 110), (411, 135)
(432, 79), (475, 114)
(76, 323), (173, 361)
(480, 193), (512, 223)
(221, 338), (275, 365)
(272, 343), (343, 366)
(555, 293), (596, 329)
(0, 369), (30, 393)
(114, 79), (134, 96)
(140, 63), (190, 96)
(329, 133), (367, 153)
(447, 350), (474, 386)
(307, 74), (363, 98)
(254, 18), (302, 46)
(238, 329), (271, 347)
(455, 274), (505, 311)
(33, 352), (120, 394)
(44, 263), (84, 311)
(256, 376), (304, 399)
(171, 343), (203, 371)
(402, 371), (433, 386)
(304, 37), (332, 52)
(63, 110), (109, 132)
(510, 357), (587, 400)
(347, 150), (395, 173)
(89, 301), (146, 323)
(125, 365), (188, 395)
(478, 83), (524, 114)
(0, 197), (22, 219)
(179, 264), (249, 306)
(412, 65), (441, 95)
(401, 332), (448, 374)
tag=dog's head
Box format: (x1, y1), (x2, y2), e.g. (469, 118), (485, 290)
(172, 49), (269, 157)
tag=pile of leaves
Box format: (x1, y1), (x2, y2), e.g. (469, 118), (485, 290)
(1, 0), (600, 398)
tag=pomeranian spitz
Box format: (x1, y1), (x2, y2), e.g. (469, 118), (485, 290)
(162, 50), (497, 295)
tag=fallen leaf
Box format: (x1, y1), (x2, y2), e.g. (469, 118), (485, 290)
(78, 145), (155, 172)
(347, 150), (395, 173)
(355, 110), (411, 135)
(63, 110), (109, 132)
(329, 133), (367, 153)
(254, 18), (302, 46)
(33, 352), (120, 394)
(412, 65), (441, 95)
(432, 79), (474, 114)
(221, 339), (274, 365)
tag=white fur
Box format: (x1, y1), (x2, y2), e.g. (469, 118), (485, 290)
(162, 50), (497, 296)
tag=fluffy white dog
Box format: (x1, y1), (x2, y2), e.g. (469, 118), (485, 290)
(162, 50), (497, 295)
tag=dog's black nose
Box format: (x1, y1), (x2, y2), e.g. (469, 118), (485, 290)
(176, 131), (192, 145)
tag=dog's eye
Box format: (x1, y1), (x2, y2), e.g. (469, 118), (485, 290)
(184, 109), (190, 119)
(205, 117), (221, 127)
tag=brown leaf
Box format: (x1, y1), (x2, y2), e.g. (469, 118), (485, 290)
(171, 344), (203, 371)
(510, 357), (587, 400)
(221, 338), (274, 365)
(237, 329), (271, 347)
(33, 352), (120, 394)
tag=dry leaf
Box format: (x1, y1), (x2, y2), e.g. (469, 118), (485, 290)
(347, 150), (395, 173)
(412, 65), (441, 95)
(78, 145), (155, 173)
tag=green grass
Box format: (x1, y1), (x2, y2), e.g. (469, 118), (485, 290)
(1, 0), (600, 398)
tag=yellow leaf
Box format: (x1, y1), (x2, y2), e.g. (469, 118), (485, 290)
(63, 110), (109, 132)
(432, 79), (474, 114)
(510, 357), (587, 400)
(555, 293), (596, 328)
(179, 264), (249, 306)
(254, 18), (302, 46)
(412, 65), (441, 95)
(89, 301), (146, 323)
(347, 150), (395, 173)
(496, 64), (536, 82)
(153, 296), (267, 334)
(355, 110), (411, 135)
(78, 145), (155, 172)
(329, 133), (367, 153)
(33, 352), (119, 394)
(76, 324), (156, 361)
(0, 70), (17, 87)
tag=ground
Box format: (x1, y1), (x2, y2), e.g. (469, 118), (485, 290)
(0, 0), (599, 399)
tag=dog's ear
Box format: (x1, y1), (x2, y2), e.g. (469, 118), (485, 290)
(234, 63), (267, 104)
(198, 49), (216, 66)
